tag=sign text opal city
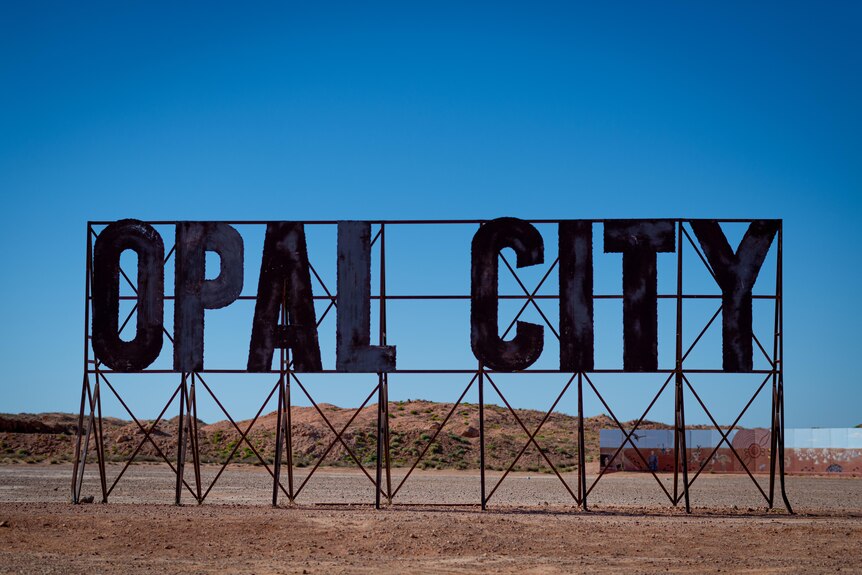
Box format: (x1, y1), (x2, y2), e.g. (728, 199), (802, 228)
(91, 218), (777, 374)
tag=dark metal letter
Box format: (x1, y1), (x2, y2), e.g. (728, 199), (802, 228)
(690, 220), (778, 372)
(92, 219), (165, 371)
(559, 221), (594, 371)
(174, 222), (244, 371)
(471, 217), (544, 371)
(604, 220), (675, 372)
(336, 221), (396, 372)
(248, 223), (322, 372)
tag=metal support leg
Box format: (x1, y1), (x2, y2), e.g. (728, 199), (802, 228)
(479, 363), (486, 510)
(71, 374), (92, 504)
(577, 372), (587, 510)
(375, 373), (385, 510)
(175, 373), (187, 506)
(675, 221), (690, 513)
(189, 374), (202, 503)
(285, 372), (294, 503)
(273, 377), (285, 507)
(677, 377), (690, 513)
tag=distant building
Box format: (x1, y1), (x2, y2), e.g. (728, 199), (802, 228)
(599, 428), (862, 475)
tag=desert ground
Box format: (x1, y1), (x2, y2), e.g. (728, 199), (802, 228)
(1, 463), (861, 574)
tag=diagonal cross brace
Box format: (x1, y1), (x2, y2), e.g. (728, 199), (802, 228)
(196, 375), (288, 502)
(391, 373), (479, 498)
(98, 371), (198, 501)
(289, 373), (387, 496)
(682, 372), (772, 503)
(293, 383), (382, 499)
(584, 372), (676, 503)
(484, 373), (579, 505)
(484, 373), (579, 502)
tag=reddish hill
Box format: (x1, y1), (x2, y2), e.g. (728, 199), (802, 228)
(0, 401), (676, 472)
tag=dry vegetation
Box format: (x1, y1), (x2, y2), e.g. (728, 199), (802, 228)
(0, 401), (680, 472)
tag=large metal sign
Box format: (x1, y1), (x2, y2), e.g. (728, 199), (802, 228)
(73, 218), (791, 513)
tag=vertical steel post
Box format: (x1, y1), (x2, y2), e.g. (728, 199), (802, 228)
(272, 285), (285, 507)
(273, 282), (294, 505)
(72, 225), (93, 504)
(76, 373), (99, 504)
(769, 220), (781, 508)
(81, 370), (107, 504)
(273, 375), (285, 506)
(375, 376), (384, 509)
(175, 373), (187, 505)
(777, 223), (793, 513)
(478, 361), (486, 510)
(382, 372), (392, 503)
(673, 391), (680, 505)
(71, 374), (89, 504)
(577, 371), (587, 510)
(284, 284), (295, 504)
(675, 220), (690, 512)
(189, 373), (202, 503)
(95, 379), (107, 503)
(769, 383), (779, 507)
(285, 360), (294, 503)
(381, 225), (392, 503)
(375, 223), (390, 508)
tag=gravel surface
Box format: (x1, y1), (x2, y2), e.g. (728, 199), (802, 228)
(2, 463), (860, 511)
(1, 464), (860, 574)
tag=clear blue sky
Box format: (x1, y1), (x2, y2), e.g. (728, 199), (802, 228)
(1, 2), (859, 428)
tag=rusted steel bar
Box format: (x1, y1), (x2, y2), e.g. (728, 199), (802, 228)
(777, 225), (793, 514)
(189, 376), (202, 502)
(86, 367), (778, 375)
(114, 293), (777, 301)
(677, 376), (690, 512)
(383, 373), (392, 503)
(71, 374), (88, 503)
(91, 375), (108, 503)
(375, 374), (384, 510)
(498, 259), (560, 343)
(380, 224), (392, 503)
(681, 224), (716, 280)
(675, 220), (690, 512)
(272, 285), (288, 507)
(90, 218), (774, 226)
(478, 364), (486, 510)
(375, 224), (386, 509)
(752, 333), (776, 369)
(285, 377), (294, 502)
(578, 372), (587, 510)
(73, 226), (92, 504)
(308, 261), (336, 305)
(769, 230), (781, 508)
(499, 254), (561, 340)
(273, 376), (285, 506)
(175, 373), (187, 505)
(73, 375), (95, 504)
